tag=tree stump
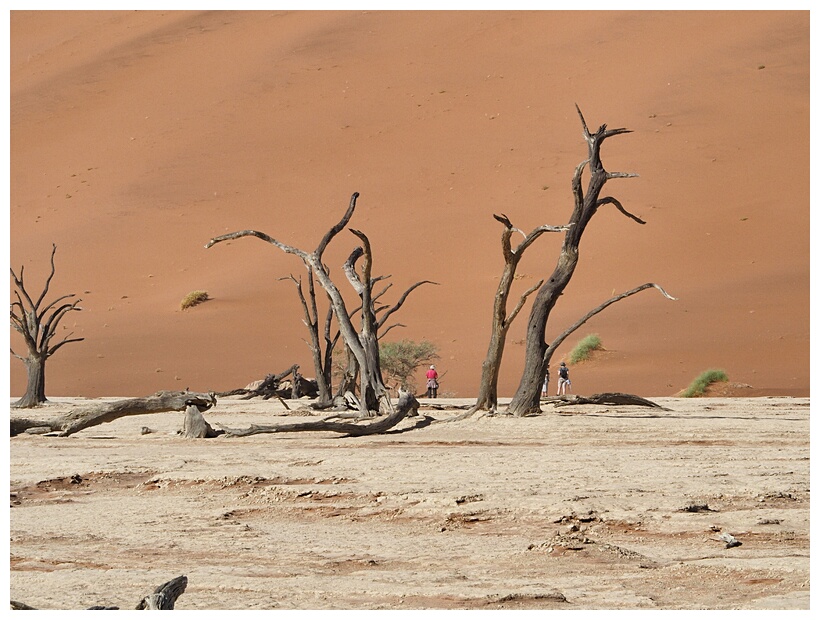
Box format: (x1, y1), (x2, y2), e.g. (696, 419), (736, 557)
(181, 405), (222, 438)
(135, 575), (188, 610)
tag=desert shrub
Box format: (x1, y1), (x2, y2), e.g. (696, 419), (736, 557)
(568, 333), (603, 364)
(379, 339), (439, 392)
(681, 369), (729, 397)
(180, 290), (209, 310)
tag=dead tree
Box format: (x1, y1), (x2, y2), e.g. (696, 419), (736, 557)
(9, 390), (216, 437)
(206, 192), (433, 416)
(506, 106), (674, 416)
(10, 244), (83, 408)
(443, 283), (676, 423)
(472, 214), (568, 413)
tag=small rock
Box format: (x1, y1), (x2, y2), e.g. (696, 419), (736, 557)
(719, 532), (742, 548)
(682, 502), (714, 513)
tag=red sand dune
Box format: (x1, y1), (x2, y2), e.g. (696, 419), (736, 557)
(9, 10), (809, 399)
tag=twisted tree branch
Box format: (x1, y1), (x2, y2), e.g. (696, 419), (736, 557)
(544, 283), (677, 364)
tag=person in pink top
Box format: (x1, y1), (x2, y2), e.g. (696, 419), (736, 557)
(425, 365), (439, 399)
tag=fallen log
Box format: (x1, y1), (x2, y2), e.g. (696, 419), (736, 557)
(10, 574), (187, 610)
(218, 391), (420, 438)
(9, 391), (217, 437)
(547, 392), (669, 410)
(438, 392), (667, 424)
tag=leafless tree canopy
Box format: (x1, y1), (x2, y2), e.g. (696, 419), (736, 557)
(206, 192), (434, 416)
(10, 244), (84, 408)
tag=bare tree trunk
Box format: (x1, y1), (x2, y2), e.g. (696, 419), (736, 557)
(342, 232), (390, 413)
(290, 366), (303, 399)
(335, 343), (359, 401)
(507, 107), (646, 417)
(14, 354), (47, 408)
(281, 273), (335, 403)
(217, 364), (304, 401)
(547, 393), (669, 409)
(320, 302), (338, 402)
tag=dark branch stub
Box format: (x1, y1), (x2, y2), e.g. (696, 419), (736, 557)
(10, 575), (188, 610)
(136, 575), (188, 610)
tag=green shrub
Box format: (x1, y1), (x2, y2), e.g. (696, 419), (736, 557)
(681, 369), (729, 397)
(180, 290), (209, 310)
(379, 339), (439, 391)
(568, 333), (603, 364)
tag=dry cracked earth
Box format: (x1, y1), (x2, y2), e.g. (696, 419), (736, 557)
(9, 396), (810, 610)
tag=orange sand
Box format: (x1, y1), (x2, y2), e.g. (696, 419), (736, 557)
(9, 10), (810, 399)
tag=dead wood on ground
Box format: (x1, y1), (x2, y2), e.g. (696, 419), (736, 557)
(216, 364), (316, 402)
(10, 574), (187, 610)
(545, 392), (669, 409)
(9, 391), (217, 437)
(217, 391), (420, 438)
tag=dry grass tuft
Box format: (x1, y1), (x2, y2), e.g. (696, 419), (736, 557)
(180, 290), (209, 310)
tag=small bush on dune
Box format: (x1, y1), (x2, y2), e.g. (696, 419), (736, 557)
(180, 290), (209, 310)
(568, 333), (603, 364)
(682, 369), (729, 397)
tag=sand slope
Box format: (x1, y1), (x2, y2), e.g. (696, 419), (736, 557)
(9, 11), (810, 398)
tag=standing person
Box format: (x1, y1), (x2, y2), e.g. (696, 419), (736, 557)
(541, 368), (549, 398)
(426, 365), (439, 399)
(557, 361), (571, 395)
